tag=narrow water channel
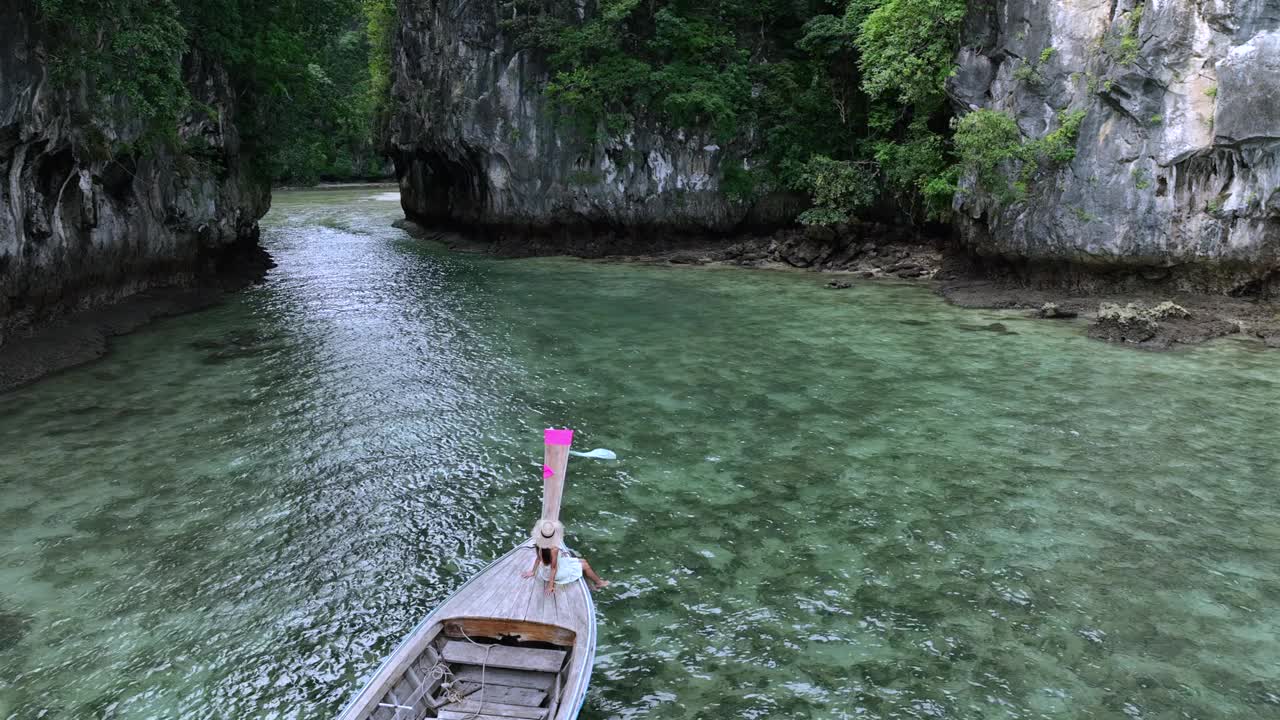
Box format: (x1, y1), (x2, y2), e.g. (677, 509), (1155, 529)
(1, 187), (1277, 718)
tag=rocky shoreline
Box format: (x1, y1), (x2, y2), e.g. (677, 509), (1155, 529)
(400, 220), (1280, 352)
(0, 248), (273, 394)
(940, 283), (1280, 350)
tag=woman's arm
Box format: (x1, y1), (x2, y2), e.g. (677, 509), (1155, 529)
(521, 548), (540, 579)
(545, 548), (559, 594)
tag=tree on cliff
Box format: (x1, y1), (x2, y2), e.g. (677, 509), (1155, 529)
(501, 0), (968, 226)
(35, 0), (390, 184)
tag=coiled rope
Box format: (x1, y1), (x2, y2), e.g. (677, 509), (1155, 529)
(396, 626), (495, 720)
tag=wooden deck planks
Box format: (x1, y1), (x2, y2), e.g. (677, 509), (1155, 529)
(441, 641), (566, 674)
(486, 556), (537, 622)
(443, 550), (524, 621)
(522, 578), (559, 627)
(439, 699), (548, 719)
(557, 579), (588, 633)
(451, 666), (557, 692)
(438, 713), (541, 720)
(463, 685), (547, 707)
(436, 543), (591, 645)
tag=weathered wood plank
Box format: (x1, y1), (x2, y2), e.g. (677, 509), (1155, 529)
(452, 665), (556, 692)
(546, 670), (562, 720)
(487, 567), (535, 621)
(522, 580), (557, 627)
(441, 641), (565, 674)
(442, 618), (576, 647)
(460, 684), (546, 707)
(338, 618), (444, 720)
(429, 680), (478, 709)
(443, 564), (509, 619)
(498, 553), (539, 620)
(389, 666), (442, 720)
(438, 713), (535, 720)
(439, 700), (548, 719)
(558, 581), (588, 634)
(438, 681), (545, 709)
(439, 550), (522, 619)
(446, 681), (481, 700)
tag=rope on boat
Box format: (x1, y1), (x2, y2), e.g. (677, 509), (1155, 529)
(402, 626), (494, 720)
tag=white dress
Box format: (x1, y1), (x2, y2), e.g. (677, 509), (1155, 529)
(535, 547), (584, 584)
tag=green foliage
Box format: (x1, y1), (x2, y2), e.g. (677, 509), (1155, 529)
(1101, 2), (1145, 66)
(35, 0), (389, 184)
(954, 110), (1024, 199)
(506, 0), (967, 226)
(1149, 114), (1163, 125)
(855, 0), (968, 106)
(721, 162), (762, 203)
(185, 0), (384, 184)
(874, 120), (955, 220)
(1205, 86), (1218, 98)
(796, 156), (878, 226)
(1013, 46), (1056, 87)
(1071, 205), (1095, 222)
(1132, 167), (1151, 190)
(1013, 63), (1045, 87)
(1032, 110), (1086, 165)
(1112, 35), (1140, 65)
(567, 170), (600, 186)
(527, 0), (757, 138)
(37, 0), (190, 126)
(954, 108), (1086, 203)
(364, 0), (396, 126)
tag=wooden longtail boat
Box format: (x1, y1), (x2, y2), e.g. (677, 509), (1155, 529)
(337, 429), (595, 720)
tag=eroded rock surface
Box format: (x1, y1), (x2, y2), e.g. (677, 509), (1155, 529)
(949, 0), (1280, 293)
(1, 1), (270, 347)
(388, 0), (799, 242)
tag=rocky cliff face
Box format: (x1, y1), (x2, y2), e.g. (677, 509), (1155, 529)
(0, 1), (270, 345)
(388, 0), (798, 242)
(949, 0), (1280, 292)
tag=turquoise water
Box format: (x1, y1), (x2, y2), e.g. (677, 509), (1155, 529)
(1, 187), (1277, 719)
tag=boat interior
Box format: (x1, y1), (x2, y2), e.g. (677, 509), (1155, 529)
(365, 617), (579, 720)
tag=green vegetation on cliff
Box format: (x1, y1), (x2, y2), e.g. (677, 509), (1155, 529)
(35, 0), (392, 184)
(954, 108), (1086, 202)
(503, 0), (968, 225)
(35, 0), (1085, 212)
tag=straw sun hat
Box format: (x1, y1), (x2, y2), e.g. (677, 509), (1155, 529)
(532, 519), (564, 549)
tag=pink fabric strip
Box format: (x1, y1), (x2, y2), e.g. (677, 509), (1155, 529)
(544, 428), (574, 446)
(543, 465), (555, 479)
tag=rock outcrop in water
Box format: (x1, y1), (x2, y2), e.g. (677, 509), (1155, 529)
(949, 0), (1280, 293)
(0, 1), (270, 346)
(387, 0), (799, 242)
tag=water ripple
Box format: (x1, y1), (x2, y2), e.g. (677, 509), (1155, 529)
(0, 188), (1278, 718)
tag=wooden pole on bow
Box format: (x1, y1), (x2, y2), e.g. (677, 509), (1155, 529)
(541, 428), (573, 523)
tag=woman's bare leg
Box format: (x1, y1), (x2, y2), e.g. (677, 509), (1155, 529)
(580, 559), (609, 589)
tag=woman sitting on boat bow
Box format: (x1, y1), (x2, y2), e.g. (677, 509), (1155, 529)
(523, 519), (609, 594)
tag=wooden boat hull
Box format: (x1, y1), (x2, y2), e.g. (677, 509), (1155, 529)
(338, 542), (596, 720)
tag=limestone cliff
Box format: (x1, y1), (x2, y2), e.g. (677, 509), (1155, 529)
(387, 0), (799, 241)
(949, 0), (1280, 291)
(0, 1), (270, 345)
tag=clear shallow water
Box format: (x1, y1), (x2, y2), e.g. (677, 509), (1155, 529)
(2, 187), (1278, 719)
